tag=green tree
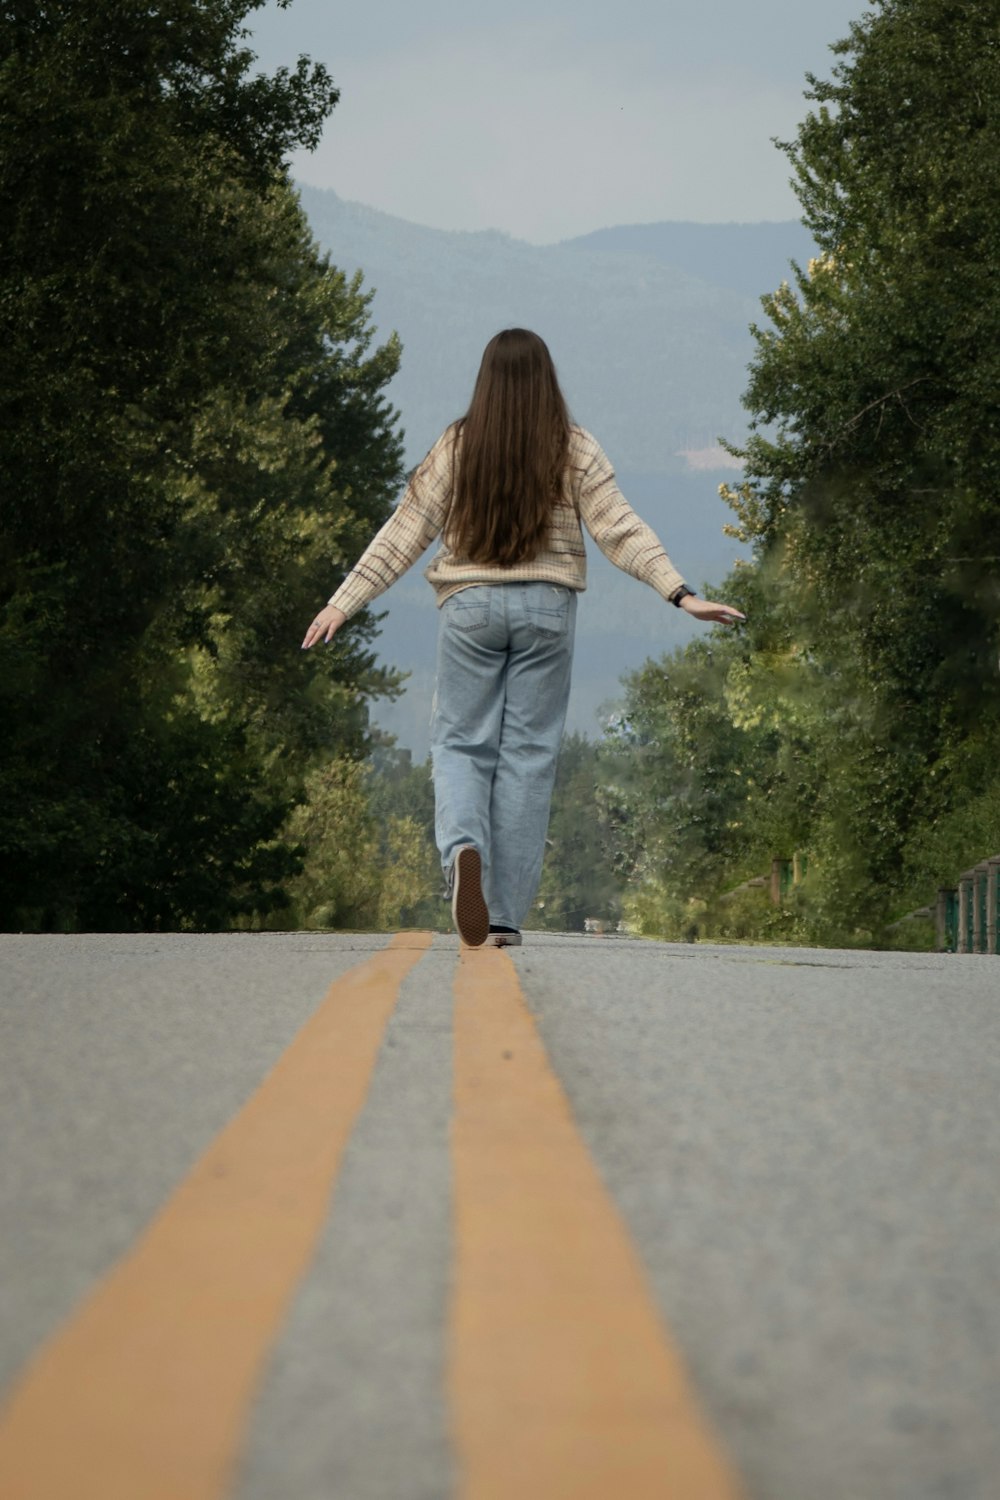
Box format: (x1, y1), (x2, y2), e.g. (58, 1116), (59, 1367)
(564, 3), (1000, 949)
(283, 750), (444, 934)
(283, 759), (382, 930)
(367, 747), (443, 930)
(633, 0), (1000, 943)
(534, 734), (624, 932)
(0, 1), (405, 929)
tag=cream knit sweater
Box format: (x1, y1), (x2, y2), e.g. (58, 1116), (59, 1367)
(328, 424), (687, 619)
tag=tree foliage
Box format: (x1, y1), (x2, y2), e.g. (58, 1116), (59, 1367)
(0, 1), (406, 929)
(610, 0), (1000, 944)
(534, 734), (624, 932)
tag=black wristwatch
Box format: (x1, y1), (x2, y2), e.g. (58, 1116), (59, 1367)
(671, 585), (696, 607)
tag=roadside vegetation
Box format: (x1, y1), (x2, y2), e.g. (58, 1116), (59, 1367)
(1, 0), (409, 929)
(595, 0), (1000, 947)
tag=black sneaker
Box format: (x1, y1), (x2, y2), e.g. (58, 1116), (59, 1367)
(488, 926), (522, 947)
(451, 846), (489, 947)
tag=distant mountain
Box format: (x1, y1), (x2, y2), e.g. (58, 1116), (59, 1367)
(296, 187), (785, 469)
(295, 188), (810, 754)
(560, 220), (817, 301)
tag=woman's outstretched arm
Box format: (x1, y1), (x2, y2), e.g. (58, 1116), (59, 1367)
(576, 435), (745, 625)
(300, 430), (454, 648)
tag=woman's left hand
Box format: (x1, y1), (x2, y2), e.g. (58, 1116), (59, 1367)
(301, 604), (348, 649)
(679, 595), (746, 626)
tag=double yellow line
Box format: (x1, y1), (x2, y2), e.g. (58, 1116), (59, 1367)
(0, 935), (743, 1499)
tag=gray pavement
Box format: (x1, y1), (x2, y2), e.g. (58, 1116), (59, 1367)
(2, 932), (999, 1499)
(0, 933), (393, 1391)
(235, 945), (456, 1500)
(520, 938), (1000, 1500)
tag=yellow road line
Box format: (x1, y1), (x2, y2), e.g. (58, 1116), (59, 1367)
(449, 948), (745, 1500)
(0, 932), (432, 1500)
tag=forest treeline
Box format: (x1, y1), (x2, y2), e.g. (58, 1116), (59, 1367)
(3, 0), (998, 941)
(0, 0), (424, 930)
(583, 0), (1000, 947)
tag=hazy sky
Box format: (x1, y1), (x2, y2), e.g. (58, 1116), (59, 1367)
(247, 0), (870, 243)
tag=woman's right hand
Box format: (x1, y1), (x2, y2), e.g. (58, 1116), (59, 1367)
(679, 595), (746, 626)
(301, 604), (348, 649)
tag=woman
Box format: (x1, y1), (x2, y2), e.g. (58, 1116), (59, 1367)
(302, 329), (744, 947)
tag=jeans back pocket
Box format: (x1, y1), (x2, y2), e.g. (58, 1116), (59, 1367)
(524, 584), (571, 638)
(446, 592), (491, 632)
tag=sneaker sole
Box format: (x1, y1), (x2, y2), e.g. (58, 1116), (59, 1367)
(453, 847), (489, 947)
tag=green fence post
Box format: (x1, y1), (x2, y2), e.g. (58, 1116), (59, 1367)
(947, 887), (960, 953)
(936, 887), (958, 953)
(957, 873), (973, 953)
(988, 857), (1000, 956)
(974, 862), (992, 953)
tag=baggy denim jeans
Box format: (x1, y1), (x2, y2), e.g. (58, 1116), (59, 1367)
(430, 582), (577, 930)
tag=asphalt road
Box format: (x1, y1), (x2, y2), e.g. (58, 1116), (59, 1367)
(1, 932), (998, 1499)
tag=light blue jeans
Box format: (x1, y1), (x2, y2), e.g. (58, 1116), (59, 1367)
(430, 582), (577, 929)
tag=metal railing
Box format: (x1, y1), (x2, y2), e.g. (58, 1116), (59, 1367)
(720, 851), (1000, 953)
(935, 856), (1000, 953)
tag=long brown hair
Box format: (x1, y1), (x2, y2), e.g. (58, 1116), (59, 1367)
(445, 328), (571, 566)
